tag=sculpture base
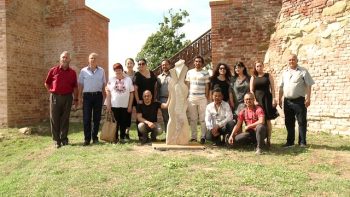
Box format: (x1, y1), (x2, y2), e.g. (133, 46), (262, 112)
(152, 143), (205, 151)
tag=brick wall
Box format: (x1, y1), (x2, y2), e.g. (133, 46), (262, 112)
(5, 0), (46, 125)
(210, 0), (350, 134)
(210, 0), (282, 72)
(0, 0), (7, 125)
(0, 0), (109, 126)
(265, 0), (350, 135)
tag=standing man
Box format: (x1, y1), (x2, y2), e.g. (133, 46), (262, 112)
(228, 93), (267, 155)
(157, 59), (171, 132)
(205, 88), (235, 146)
(279, 54), (315, 148)
(185, 55), (210, 144)
(44, 51), (78, 148)
(78, 53), (106, 146)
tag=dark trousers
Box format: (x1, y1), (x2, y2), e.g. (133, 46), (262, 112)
(160, 97), (169, 132)
(111, 107), (129, 140)
(83, 92), (103, 142)
(211, 120), (236, 144)
(234, 124), (267, 149)
(50, 93), (73, 144)
(284, 97), (307, 145)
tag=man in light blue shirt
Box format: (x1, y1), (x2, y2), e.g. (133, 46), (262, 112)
(78, 53), (106, 146)
(278, 54), (315, 148)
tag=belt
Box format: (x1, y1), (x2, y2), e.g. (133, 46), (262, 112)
(285, 97), (304, 102)
(52, 92), (71, 96)
(83, 91), (102, 95)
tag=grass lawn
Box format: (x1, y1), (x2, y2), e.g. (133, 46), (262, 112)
(0, 122), (349, 197)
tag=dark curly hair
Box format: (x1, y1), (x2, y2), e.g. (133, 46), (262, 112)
(211, 63), (232, 82)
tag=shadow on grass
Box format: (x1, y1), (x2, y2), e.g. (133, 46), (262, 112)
(208, 143), (310, 156)
(307, 144), (350, 151)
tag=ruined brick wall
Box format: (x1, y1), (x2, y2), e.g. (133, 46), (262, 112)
(0, 1), (7, 125)
(210, 0), (282, 71)
(265, 0), (350, 134)
(0, 0), (108, 126)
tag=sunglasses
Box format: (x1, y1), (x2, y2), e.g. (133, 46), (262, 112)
(138, 62), (146, 66)
(219, 67), (226, 70)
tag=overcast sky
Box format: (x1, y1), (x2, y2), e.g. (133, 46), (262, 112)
(86, 0), (211, 73)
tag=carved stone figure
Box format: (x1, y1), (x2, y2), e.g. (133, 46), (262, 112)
(166, 59), (191, 145)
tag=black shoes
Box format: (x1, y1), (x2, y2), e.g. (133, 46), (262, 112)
(92, 139), (99, 144)
(200, 138), (206, 144)
(83, 141), (90, 146)
(282, 143), (294, 148)
(55, 143), (61, 149)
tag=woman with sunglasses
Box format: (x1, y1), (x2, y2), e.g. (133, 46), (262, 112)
(134, 58), (157, 104)
(210, 63), (234, 109)
(106, 63), (134, 143)
(230, 61), (251, 116)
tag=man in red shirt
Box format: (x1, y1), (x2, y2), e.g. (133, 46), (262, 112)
(45, 51), (78, 148)
(228, 92), (267, 154)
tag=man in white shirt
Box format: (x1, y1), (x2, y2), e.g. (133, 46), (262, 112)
(205, 88), (235, 146)
(185, 56), (210, 144)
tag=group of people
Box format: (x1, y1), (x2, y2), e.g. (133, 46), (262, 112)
(44, 51), (314, 155)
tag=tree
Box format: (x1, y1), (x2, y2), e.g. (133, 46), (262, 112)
(137, 9), (191, 70)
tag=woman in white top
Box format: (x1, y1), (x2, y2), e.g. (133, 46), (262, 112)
(106, 63), (134, 143)
(124, 58), (136, 140)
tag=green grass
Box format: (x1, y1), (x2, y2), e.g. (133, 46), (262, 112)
(0, 123), (349, 196)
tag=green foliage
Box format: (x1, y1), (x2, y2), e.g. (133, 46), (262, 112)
(137, 9), (191, 70)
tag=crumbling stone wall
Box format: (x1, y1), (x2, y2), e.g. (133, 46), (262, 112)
(265, 0), (350, 134)
(210, 0), (350, 134)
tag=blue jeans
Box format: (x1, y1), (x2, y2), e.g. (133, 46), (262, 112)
(284, 97), (307, 145)
(83, 92), (103, 142)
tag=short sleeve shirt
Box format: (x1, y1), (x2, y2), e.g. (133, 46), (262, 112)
(279, 66), (315, 99)
(136, 102), (161, 122)
(238, 106), (265, 129)
(185, 68), (210, 101)
(45, 65), (77, 94)
(107, 76), (134, 108)
(78, 66), (106, 92)
(134, 71), (157, 100)
(157, 72), (171, 98)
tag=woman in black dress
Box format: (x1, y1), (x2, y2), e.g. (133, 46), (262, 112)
(210, 63), (234, 109)
(250, 61), (277, 146)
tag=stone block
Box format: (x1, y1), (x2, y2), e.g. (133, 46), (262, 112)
(322, 0), (347, 16)
(19, 127), (32, 135)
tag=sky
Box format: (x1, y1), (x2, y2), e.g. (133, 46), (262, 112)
(85, 0), (211, 73)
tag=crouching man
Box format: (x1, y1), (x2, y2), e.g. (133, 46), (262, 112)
(228, 92), (267, 154)
(205, 88), (236, 146)
(137, 90), (168, 144)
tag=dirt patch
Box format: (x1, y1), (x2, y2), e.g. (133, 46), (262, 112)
(330, 152), (350, 179)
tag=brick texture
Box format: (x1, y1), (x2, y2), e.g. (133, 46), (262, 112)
(210, 0), (282, 72)
(0, 0), (109, 126)
(210, 0), (350, 134)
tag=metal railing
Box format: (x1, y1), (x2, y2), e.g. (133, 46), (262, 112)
(153, 29), (212, 75)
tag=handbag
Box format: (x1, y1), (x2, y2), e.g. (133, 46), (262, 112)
(100, 111), (117, 142)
